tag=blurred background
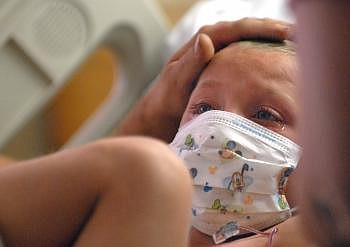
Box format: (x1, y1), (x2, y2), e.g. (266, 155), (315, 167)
(2, 0), (198, 160)
(1, 0), (292, 160)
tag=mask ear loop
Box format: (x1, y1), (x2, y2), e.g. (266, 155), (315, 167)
(238, 225), (278, 247)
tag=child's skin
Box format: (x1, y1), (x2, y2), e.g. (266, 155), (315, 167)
(117, 19), (294, 143)
(182, 41), (305, 247)
(0, 19), (310, 247)
(0, 137), (193, 247)
(181, 41), (298, 141)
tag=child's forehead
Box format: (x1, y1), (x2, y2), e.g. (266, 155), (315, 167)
(201, 43), (297, 82)
(194, 43), (297, 101)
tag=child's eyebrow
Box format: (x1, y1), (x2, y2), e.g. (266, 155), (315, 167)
(261, 77), (296, 101)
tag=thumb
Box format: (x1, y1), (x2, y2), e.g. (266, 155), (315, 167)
(172, 33), (215, 97)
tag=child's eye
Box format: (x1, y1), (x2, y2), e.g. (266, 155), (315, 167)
(252, 106), (285, 128)
(192, 103), (214, 115)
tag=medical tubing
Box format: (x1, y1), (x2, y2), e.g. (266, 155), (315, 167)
(239, 225), (278, 247)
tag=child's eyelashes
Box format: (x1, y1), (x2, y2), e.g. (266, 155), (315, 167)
(253, 106), (282, 122)
(251, 106), (285, 129)
(190, 103), (286, 130)
(191, 102), (215, 115)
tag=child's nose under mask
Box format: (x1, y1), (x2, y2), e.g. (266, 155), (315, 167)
(169, 110), (301, 244)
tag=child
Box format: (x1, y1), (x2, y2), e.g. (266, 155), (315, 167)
(170, 40), (304, 246)
(0, 19), (304, 247)
(180, 41), (297, 142)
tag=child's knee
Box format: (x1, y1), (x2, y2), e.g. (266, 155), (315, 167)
(75, 137), (192, 246)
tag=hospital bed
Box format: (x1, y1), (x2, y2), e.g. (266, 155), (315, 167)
(0, 0), (169, 151)
(0, 0), (294, 156)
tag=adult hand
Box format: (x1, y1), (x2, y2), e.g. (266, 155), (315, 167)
(117, 18), (293, 142)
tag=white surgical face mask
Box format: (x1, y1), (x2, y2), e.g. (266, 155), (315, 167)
(169, 110), (301, 244)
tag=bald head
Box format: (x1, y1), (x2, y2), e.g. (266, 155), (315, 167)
(224, 40), (296, 56)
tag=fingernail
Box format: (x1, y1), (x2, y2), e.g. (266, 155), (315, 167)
(194, 34), (201, 54)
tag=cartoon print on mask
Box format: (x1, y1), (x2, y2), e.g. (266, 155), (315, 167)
(235, 150), (243, 158)
(278, 195), (288, 210)
(228, 164), (252, 192)
(212, 199), (227, 214)
(212, 199), (222, 210)
(192, 208), (197, 216)
(190, 168), (198, 179)
(244, 195), (254, 205)
(223, 164), (254, 192)
(231, 171), (244, 191)
(204, 182), (213, 192)
(208, 165), (218, 175)
(229, 205), (244, 214)
(278, 167), (294, 195)
(179, 134), (199, 153)
(218, 140), (241, 160)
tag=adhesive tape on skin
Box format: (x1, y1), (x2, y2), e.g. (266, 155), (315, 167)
(212, 221), (240, 244)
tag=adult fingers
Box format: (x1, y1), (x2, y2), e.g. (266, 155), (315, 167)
(158, 34), (214, 119)
(170, 34), (215, 97)
(206, 18), (294, 49)
(170, 18), (293, 62)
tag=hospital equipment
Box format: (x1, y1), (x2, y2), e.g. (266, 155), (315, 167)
(0, 0), (168, 150)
